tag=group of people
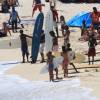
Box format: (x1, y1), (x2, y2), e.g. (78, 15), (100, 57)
(1, 0), (100, 81)
(0, 6), (21, 37)
(1, 0), (19, 13)
(80, 7), (100, 65)
(18, 0), (75, 81)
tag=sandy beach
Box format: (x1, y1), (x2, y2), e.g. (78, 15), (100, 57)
(0, 0), (100, 100)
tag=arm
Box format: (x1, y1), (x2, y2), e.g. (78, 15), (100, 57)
(7, 28), (11, 36)
(55, 11), (59, 22)
(17, 12), (21, 22)
(32, 0), (35, 6)
(9, 13), (12, 23)
(25, 34), (32, 38)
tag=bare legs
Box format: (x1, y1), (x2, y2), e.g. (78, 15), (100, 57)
(88, 56), (94, 65)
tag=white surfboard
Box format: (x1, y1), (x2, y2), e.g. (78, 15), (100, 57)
(40, 56), (64, 74)
(53, 51), (85, 63)
(45, 10), (54, 53)
(67, 51), (75, 62)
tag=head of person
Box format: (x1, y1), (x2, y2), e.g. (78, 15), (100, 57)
(49, 31), (55, 37)
(47, 51), (52, 57)
(64, 25), (69, 30)
(50, 6), (54, 11)
(12, 6), (15, 12)
(67, 43), (71, 48)
(60, 15), (65, 21)
(62, 45), (66, 52)
(20, 30), (23, 34)
(93, 7), (97, 13)
(41, 30), (44, 34)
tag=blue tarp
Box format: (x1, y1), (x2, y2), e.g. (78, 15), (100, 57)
(66, 12), (92, 27)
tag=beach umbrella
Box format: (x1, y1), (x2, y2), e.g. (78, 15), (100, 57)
(66, 12), (92, 27)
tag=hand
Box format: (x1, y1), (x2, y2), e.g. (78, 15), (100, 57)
(18, 19), (21, 23)
(8, 20), (11, 25)
(9, 42), (11, 46)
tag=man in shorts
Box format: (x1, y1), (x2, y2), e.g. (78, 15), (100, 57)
(32, 0), (45, 17)
(91, 7), (100, 30)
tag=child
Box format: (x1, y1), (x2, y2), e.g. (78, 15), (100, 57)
(49, 31), (58, 52)
(47, 51), (54, 81)
(88, 34), (97, 65)
(61, 46), (69, 78)
(19, 30), (32, 63)
(81, 20), (86, 36)
(60, 15), (66, 36)
(63, 25), (70, 49)
(67, 43), (79, 73)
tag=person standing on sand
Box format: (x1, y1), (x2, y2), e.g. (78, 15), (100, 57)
(60, 15), (66, 36)
(88, 33), (97, 65)
(50, 6), (59, 37)
(91, 7), (100, 30)
(47, 51), (54, 81)
(19, 30), (32, 63)
(66, 43), (79, 73)
(32, 0), (45, 17)
(49, 0), (56, 8)
(63, 25), (70, 49)
(49, 31), (58, 52)
(61, 46), (69, 78)
(9, 7), (21, 33)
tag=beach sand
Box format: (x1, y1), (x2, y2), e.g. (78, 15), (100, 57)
(0, 0), (100, 99)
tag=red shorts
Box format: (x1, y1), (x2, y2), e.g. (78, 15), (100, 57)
(33, 5), (42, 11)
(88, 48), (96, 57)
